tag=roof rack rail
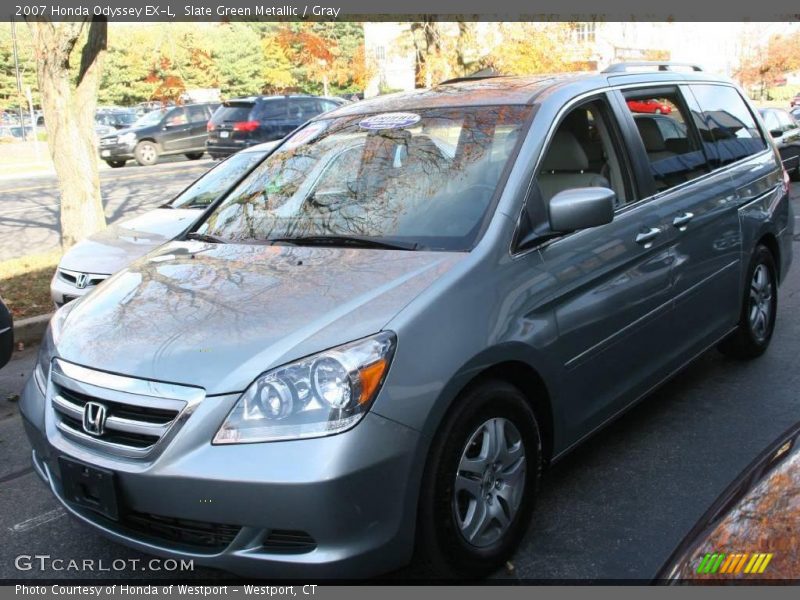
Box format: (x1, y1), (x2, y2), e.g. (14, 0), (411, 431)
(439, 69), (504, 86)
(602, 61), (703, 74)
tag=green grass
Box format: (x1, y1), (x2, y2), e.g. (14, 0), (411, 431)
(0, 251), (61, 319)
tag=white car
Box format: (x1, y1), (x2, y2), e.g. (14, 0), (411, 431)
(51, 141), (278, 306)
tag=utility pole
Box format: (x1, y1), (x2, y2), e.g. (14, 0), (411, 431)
(11, 19), (26, 136)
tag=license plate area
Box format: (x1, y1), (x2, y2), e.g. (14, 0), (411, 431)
(100, 150), (110, 157)
(59, 457), (119, 521)
(219, 130), (230, 138)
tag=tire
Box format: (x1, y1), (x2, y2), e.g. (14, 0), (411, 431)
(655, 108), (662, 114)
(719, 244), (778, 359)
(105, 159), (126, 168)
(134, 141), (159, 166)
(415, 379), (542, 578)
(184, 152), (204, 160)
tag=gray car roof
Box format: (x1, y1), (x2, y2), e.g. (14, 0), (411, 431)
(318, 70), (737, 118)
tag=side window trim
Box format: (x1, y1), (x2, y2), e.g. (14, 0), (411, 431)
(511, 91), (637, 255)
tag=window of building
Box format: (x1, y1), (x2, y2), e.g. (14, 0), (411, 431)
(573, 23), (596, 43)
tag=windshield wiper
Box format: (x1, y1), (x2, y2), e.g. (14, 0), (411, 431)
(267, 235), (418, 251)
(185, 232), (227, 244)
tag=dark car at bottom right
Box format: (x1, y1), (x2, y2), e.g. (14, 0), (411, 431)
(205, 95), (346, 159)
(658, 422), (800, 582)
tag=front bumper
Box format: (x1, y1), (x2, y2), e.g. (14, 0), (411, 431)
(50, 270), (107, 307)
(98, 141), (136, 161)
(19, 373), (422, 578)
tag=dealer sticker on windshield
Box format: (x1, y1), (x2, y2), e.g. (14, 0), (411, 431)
(359, 112), (421, 130)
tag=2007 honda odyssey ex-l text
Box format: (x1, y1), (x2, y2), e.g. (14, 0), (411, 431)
(21, 63), (794, 578)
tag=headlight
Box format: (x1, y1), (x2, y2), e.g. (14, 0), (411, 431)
(34, 302), (76, 391)
(34, 330), (53, 393)
(118, 132), (136, 144)
(214, 332), (396, 444)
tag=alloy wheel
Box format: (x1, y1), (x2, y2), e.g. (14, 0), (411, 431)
(749, 263), (773, 342)
(453, 417), (526, 548)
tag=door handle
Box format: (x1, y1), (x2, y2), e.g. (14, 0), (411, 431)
(672, 212), (694, 231)
(635, 227), (661, 248)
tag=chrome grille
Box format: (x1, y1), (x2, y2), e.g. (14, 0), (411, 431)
(49, 359), (204, 459)
(99, 137), (117, 146)
(57, 268), (108, 290)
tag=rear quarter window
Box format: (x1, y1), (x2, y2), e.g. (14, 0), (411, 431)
(255, 100), (287, 120)
(689, 84), (767, 167)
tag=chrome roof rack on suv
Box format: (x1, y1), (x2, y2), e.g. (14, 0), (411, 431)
(602, 61), (703, 73)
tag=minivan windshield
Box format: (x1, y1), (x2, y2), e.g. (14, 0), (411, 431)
(196, 106), (531, 251)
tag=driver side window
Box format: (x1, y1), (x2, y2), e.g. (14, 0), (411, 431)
(536, 99), (632, 208)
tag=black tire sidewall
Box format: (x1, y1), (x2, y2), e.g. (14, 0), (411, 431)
(418, 380), (542, 577)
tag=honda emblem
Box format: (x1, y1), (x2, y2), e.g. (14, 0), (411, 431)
(82, 401), (107, 436)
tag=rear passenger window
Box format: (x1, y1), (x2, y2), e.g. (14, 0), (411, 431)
(624, 90), (708, 192)
(689, 84), (767, 167)
(257, 101), (286, 120)
(187, 106), (208, 123)
(289, 99), (322, 122)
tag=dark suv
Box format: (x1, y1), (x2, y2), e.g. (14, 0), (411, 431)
(98, 103), (218, 167)
(206, 95), (345, 158)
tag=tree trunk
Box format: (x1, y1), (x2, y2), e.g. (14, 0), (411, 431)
(26, 18), (107, 250)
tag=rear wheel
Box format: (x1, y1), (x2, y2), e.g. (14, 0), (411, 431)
(719, 244), (777, 359)
(415, 379), (542, 578)
(184, 152), (204, 160)
(105, 159), (126, 168)
(134, 141), (159, 166)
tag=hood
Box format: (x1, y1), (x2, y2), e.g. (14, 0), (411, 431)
(59, 209), (201, 275)
(55, 241), (465, 394)
(105, 123), (154, 138)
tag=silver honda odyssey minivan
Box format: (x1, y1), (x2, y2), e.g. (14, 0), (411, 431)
(21, 63), (794, 578)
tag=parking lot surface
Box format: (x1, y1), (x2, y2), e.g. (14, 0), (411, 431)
(0, 157), (215, 262)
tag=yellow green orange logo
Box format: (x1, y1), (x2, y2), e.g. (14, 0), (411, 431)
(696, 552), (773, 575)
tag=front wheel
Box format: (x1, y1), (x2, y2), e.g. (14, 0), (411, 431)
(134, 141), (159, 166)
(415, 380), (542, 578)
(719, 244), (778, 359)
(184, 152), (204, 160)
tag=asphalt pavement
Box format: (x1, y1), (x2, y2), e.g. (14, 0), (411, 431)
(0, 156), (216, 262)
(0, 189), (798, 582)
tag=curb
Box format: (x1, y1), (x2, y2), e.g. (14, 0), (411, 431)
(13, 313), (52, 347)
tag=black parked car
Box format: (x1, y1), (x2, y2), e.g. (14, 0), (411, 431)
(98, 103), (218, 168)
(206, 95), (345, 159)
(0, 297), (13, 369)
(759, 107), (800, 180)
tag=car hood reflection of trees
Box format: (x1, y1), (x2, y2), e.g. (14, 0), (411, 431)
(54, 241), (465, 394)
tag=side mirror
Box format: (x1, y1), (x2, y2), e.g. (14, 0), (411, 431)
(769, 129), (783, 139)
(549, 187), (615, 233)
